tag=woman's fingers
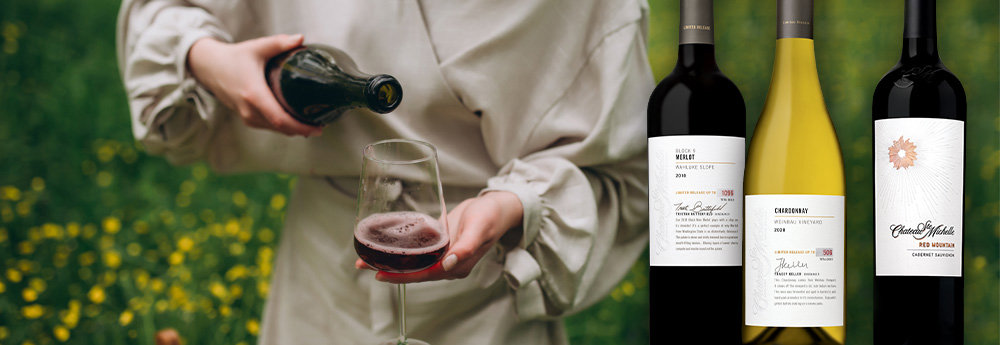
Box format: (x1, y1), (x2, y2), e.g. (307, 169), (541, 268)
(375, 262), (447, 284)
(247, 86), (321, 137)
(244, 33), (304, 59)
(354, 258), (376, 271)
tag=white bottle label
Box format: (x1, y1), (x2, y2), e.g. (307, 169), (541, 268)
(745, 195), (844, 327)
(649, 136), (744, 267)
(875, 118), (963, 277)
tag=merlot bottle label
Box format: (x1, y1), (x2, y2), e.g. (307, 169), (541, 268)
(875, 118), (964, 277)
(649, 136), (744, 267)
(745, 194), (844, 327)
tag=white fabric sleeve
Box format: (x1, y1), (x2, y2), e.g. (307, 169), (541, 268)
(116, 0), (234, 164)
(481, 20), (653, 320)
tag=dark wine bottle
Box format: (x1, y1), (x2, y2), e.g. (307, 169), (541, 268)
(872, 1), (965, 344)
(647, 1), (745, 344)
(265, 45), (402, 126)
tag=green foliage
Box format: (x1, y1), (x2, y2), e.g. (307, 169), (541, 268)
(0, 0), (996, 344)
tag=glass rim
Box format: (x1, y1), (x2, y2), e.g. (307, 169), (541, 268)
(363, 139), (438, 165)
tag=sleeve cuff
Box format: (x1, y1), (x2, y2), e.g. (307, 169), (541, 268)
(480, 177), (544, 249)
(174, 27), (232, 85)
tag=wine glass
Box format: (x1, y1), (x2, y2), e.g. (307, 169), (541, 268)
(354, 139), (449, 345)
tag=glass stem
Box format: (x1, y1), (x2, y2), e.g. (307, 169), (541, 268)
(398, 283), (407, 344)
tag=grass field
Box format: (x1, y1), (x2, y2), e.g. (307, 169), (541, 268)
(0, 0), (996, 344)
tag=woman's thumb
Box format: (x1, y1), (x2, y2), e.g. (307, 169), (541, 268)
(247, 33), (304, 58)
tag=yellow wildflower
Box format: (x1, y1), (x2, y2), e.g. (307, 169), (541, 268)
(168, 252), (184, 266)
(210, 282), (227, 300)
(97, 143), (115, 162)
(22, 288), (37, 302)
(15, 201), (31, 217)
(225, 265), (247, 281)
(79, 252), (96, 266)
(119, 310), (134, 326)
(155, 300), (168, 312)
(175, 194), (191, 208)
(17, 241), (34, 255)
(258, 228), (275, 243)
(21, 304), (44, 319)
(257, 280), (269, 297)
(66, 223), (80, 237)
(219, 305), (232, 317)
(621, 281), (635, 297)
(103, 251), (122, 269)
(126, 242), (142, 256)
(150, 278), (164, 293)
(133, 220), (149, 234)
(177, 236), (194, 252)
(232, 191), (247, 207)
(28, 277), (45, 292)
(270, 194), (286, 210)
(102, 217), (121, 234)
(96, 171), (113, 187)
(30, 177), (44, 192)
(82, 224), (97, 239)
(180, 180), (196, 195)
(246, 319), (260, 336)
(229, 242), (245, 256)
(229, 284), (243, 299)
(192, 165), (208, 180)
(0, 281), (5, 294)
(0, 326), (7, 340)
(6, 268), (22, 282)
(134, 270), (150, 289)
(88, 286), (105, 304)
(53, 325), (69, 342)
(225, 219), (240, 236)
(42, 223), (62, 239)
(1, 186), (20, 201)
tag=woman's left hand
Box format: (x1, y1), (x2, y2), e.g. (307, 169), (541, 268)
(354, 191), (523, 283)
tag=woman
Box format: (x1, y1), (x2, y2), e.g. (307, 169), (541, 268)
(117, 0), (652, 343)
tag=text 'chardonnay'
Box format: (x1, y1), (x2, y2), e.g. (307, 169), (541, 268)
(744, 1), (845, 344)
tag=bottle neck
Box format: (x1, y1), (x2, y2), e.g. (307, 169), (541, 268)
(901, 0), (940, 63)
(364, 75), (402, 114)
(675, 44), (719, 72)
(678, 0), (713, 45)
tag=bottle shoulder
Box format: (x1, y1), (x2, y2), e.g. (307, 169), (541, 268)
(648, 70), (746, 137)
(873, 60), (966, 120)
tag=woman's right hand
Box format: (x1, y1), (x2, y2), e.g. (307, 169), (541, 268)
(187, 34), (322, 137)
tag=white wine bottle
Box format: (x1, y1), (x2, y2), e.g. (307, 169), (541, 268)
(743, 1), (845, 344)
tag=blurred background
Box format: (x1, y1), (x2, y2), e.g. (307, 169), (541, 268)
(0, 0), (995, 344)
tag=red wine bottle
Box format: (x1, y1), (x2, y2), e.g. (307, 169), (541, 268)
(873, 1), (965, 344)
(266, 45), (402, 126)
(647, 1), (745, 343)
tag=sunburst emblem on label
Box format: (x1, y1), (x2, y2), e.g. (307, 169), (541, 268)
(888, 136), (917, 170)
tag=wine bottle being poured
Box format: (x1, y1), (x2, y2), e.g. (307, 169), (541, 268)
(266, 44), (402, 126)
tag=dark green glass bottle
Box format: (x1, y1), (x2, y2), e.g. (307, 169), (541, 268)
(265, 44), (402, 126)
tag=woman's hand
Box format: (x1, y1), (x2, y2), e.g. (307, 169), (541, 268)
(355, 191), (524, 283)
(187, 34), (322, 137)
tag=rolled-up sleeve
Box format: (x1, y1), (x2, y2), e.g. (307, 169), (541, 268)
(481, 18), (653, 320)
(116, 0), (233, 164)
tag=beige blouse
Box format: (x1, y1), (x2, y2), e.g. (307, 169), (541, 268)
(117, 0), (652, 344)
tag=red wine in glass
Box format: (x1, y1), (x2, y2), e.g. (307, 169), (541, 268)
(354, 211), (449, 273)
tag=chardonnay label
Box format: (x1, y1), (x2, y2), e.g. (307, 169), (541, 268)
(875, 118), (963, 277)
(745, 195), (844, 327)
(649, 136), (744, 267)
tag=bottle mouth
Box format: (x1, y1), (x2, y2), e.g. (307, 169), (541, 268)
(366, 75), (402, 114)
